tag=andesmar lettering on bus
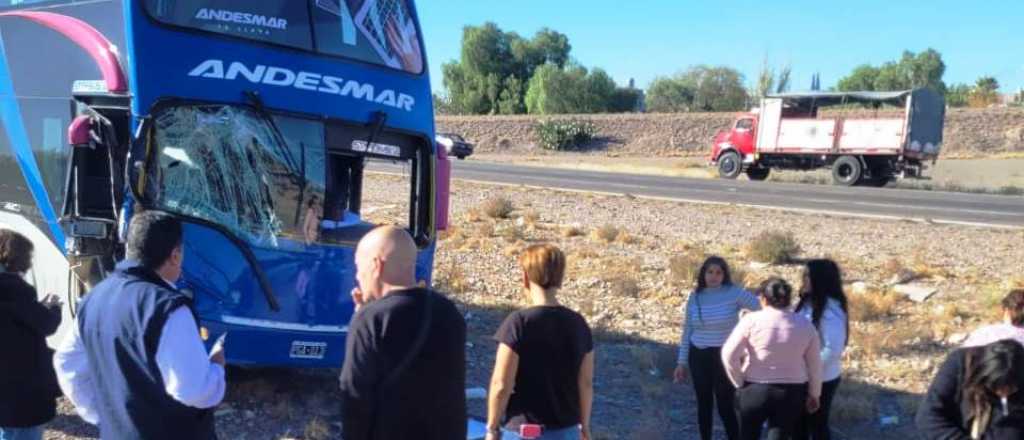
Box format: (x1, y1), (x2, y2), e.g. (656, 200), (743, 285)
(194, 8), (288, 30)
(187, 60), (416, 112)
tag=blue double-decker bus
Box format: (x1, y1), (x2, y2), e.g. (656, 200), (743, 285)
(0, 0), (450, 367)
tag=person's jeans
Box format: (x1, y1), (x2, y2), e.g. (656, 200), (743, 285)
(793, 377), (842, 440)
(689, 346), (740, 440)
(502, 425), (581, 440)
(736, 382), (808, 440)
(0, 425), (44, 440)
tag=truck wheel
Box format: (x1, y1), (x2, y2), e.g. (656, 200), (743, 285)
(745, 167), (770, 181)
(717, 151), (742, 179)
(831, 156), (862, 186)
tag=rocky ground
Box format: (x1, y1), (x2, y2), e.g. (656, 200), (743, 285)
(43, 175), (1024, 439)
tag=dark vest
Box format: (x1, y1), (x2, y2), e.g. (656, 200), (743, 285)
(77, 261), (216, 440)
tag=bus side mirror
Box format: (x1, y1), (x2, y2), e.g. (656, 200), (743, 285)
(68, 115), (92, 147)
(435, 141), (451, 232)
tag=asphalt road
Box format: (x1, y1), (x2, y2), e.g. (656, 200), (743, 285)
(380, 160), (1024, 228)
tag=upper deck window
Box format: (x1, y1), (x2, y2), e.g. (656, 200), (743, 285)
(144, 0), (424, 74)
(312, 0), (423, 73)
(145, 0), (313, 50)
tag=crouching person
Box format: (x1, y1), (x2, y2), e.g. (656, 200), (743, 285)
(54, 211), (225, 439)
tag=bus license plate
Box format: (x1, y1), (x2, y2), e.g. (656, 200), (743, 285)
(289, 341), (326, 359)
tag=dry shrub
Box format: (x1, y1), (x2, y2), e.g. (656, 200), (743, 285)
(909, 248), (951, 279)
(745, 230), (800, 264)
(503, 241), (527, 257)
(850, 322), (917, 360)
(573, 247), (601, 261)
(601, 257), (643, 277)
(830, 382), (878, 423)
(881, 257), (905, 280)
(480, 195), (514, 219)
(616, 230), (638, 245)
(592, 224), (620, 243)
(303, 417), (330, 440)
(668, 254), (701, 285)
(436, 264), (469, 295)
(930, 303), (970, 340)
(577, 298), (596, 317)
(498, 224), (525, 243)
(848, 289), (902, 322)
(521, 210), (540, 224)
(609, 277), (640, 298)
(465, 209), (483, 223)
(475, 221), (495, 238)
(562, 225), (584, 238)
(730, 263), (751, 290)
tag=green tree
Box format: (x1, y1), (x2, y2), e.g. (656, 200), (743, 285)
(969, 76), (1000, 107)
(497, 76), (526, 114)
(836, 49), (946, 93)
(873, 62), (909, 91)
(645, 75), (695, 112)
(837, 65), (880, 91)
(524, 64), (617, 114)
(754, 59), (775, 99)
(904, 49), (946, 93)
(442, 23), (572, 114)
(945, 83), (972, 107)
(646, 66), (747, 112)
(686, 65), (749, 111)
(775, 65), (792, 94)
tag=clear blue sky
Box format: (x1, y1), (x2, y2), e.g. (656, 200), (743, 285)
(417, 0), (1024, 94)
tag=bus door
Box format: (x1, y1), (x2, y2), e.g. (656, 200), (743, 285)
(60, 84), (130, 307)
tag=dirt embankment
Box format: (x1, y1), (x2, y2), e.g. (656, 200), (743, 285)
(437, 108), (1024, 158)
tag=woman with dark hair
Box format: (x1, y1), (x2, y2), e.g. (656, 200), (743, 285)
(722, 277), (823, 440)
(917, 339), (1024, 439)
(794, 259), (849, 440)
(674, 256), (760, 440)
(0, 230), (62, 440)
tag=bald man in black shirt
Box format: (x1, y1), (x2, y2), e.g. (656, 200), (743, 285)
(339, 226), (466, 440)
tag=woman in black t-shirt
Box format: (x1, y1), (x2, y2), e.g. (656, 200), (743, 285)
(486, 244), (594, 440)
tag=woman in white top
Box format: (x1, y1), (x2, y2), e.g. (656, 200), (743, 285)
(674, 256), (760, 440)
(793, 259), (849, 440)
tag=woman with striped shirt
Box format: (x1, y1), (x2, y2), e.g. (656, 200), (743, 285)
(674, 256), (760, 440)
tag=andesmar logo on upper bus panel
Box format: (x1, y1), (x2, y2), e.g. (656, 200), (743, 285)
(194, 9), (287, 30)
(187, 60), (415, 112)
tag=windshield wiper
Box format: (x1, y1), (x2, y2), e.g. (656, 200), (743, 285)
(364, 111), (388, 153)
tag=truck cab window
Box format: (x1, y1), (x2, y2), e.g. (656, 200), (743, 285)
(736, 119), (754, 131)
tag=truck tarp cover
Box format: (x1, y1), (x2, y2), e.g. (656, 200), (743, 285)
(768, 90), (912, 106)
(908, 88), (945, 148)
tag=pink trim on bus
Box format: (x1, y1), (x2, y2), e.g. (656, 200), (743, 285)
(435, 142), (451, 231)
(67, 115), (91, 145)
(0, 11), (127, 93)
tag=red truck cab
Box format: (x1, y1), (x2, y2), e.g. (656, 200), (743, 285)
(709, 113), (762, 179)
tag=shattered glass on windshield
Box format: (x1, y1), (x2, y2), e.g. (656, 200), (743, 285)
(151, 106), (308, 246)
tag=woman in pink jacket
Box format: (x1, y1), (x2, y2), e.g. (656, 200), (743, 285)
(721, 278), (823, 440)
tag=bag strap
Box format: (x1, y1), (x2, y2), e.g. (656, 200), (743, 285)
(379, 289), (434, 391)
